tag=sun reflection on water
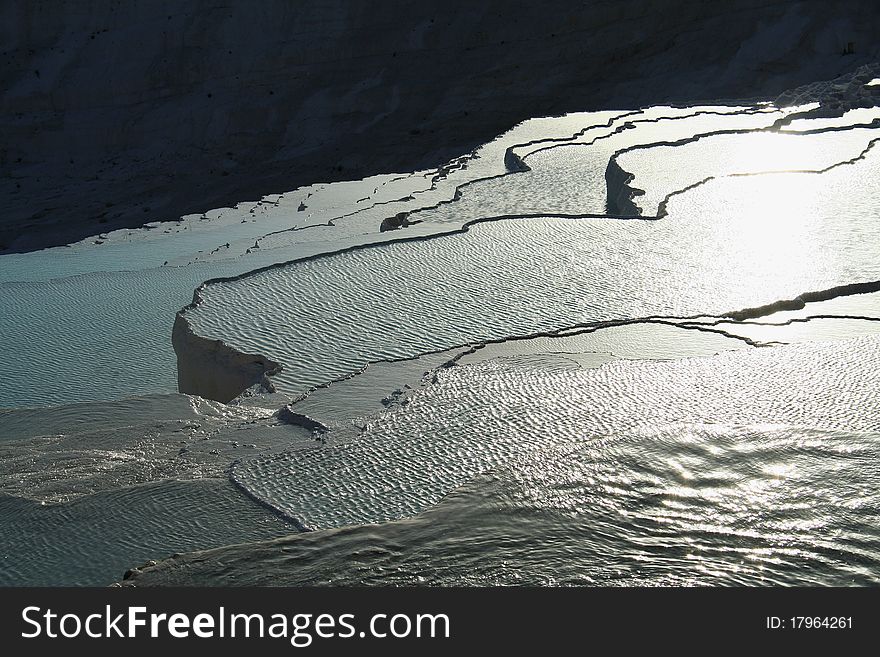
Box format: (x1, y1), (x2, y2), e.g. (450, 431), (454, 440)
(678, 168), (841, 309)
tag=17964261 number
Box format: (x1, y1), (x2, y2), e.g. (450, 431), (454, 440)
(766, 616), (852, 629)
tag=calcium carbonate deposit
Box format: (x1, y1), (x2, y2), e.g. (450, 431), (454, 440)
(3, 60), (880, 587)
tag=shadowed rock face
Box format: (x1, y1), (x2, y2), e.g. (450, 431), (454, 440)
(604, 156), (642, 215)
(172, 313), (280, 403)
(2, 0), (879, 252)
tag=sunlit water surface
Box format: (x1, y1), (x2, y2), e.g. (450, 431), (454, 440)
(136, 337), (880, 586)
(2, 90), (880, 587)
(188, 146), (880, 397)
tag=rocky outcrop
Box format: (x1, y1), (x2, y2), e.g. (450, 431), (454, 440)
(172, 313), (281, 403)
(604, 156), (644, 216)
(380, 211), (412, 232)
(3, 0), (880, 252)
(724, 280), (880, 321)
(276, 406), (330, 434)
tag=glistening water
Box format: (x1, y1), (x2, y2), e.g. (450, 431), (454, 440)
(135, 422), (880, 586)
(186, 146), (880, 397)
(3, 65), (880, 586)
